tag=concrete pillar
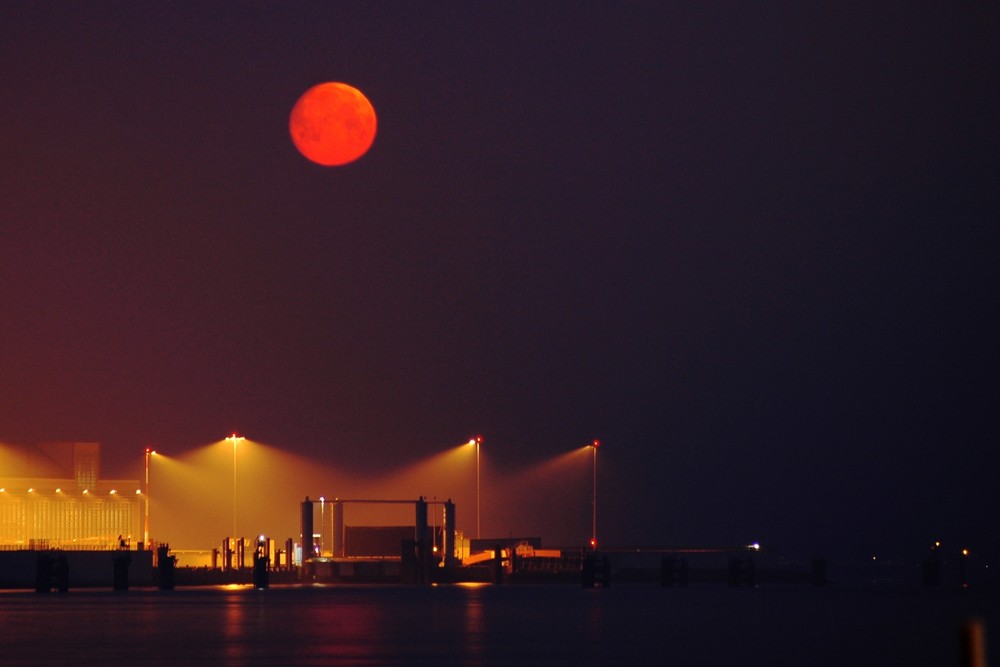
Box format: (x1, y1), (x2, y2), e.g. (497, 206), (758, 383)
(444, 500), (457, 568)
(332, 501), (345, 558)
(301, 497), (314, 560)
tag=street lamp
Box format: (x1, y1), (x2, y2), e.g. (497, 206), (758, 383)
(467, 436), (482, 539)
(590, 439), (600, 550)
(227, 434), (245, 539)
(143, 447), (156, 547)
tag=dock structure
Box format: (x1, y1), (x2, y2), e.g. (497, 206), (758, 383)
(299, 496), (457, 584)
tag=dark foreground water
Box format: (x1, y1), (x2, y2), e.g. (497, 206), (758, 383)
(0, 583), (995, 666)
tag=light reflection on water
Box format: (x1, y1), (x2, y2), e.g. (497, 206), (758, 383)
(0, 583), (995, 666)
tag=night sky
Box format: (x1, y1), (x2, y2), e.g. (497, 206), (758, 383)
(2, 4), (998, 561)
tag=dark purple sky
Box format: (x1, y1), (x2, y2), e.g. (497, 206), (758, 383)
(2, 3), (998, 561)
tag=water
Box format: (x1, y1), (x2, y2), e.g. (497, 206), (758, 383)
(0, 583), (995, 666)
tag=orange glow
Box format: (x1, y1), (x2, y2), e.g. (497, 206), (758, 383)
(289, 82), (377, 166)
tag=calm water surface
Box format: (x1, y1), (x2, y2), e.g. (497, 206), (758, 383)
(0, 583), (995, 666)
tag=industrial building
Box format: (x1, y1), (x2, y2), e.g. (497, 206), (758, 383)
(0, 442), (141, 550)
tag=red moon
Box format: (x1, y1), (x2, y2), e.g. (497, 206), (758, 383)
(289, 82), (377, 166)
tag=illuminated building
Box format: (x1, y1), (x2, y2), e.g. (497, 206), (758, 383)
(0, 442), (140, 550)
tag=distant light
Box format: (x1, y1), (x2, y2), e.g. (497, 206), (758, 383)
(319, 496), (325, 503)
(962, 549), (970, 557)
(28, 488), (34, 493)
(749, 542), (760, 551)
(110, 489), (117, 495)
(83, 489), (89, 495)
(55, 488), (62, 494)
(591, 439), (600, 448)
(135, 489), (142, 495)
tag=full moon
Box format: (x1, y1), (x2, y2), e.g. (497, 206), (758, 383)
(289, 82), (377, 166)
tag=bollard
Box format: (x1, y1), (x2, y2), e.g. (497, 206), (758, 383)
(253, 555), (269, 590)
(157, 545), (176, 590)
(493, 545), (504, 585)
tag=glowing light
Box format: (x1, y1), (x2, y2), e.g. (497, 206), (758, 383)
(748, 542), (760, 551)
(144, 447), (155, 546)
(55, 488), (62, 494)
(962, 549), (970, 556)
(110, 489), (117, 495)
(454, 581), (490, 589)
(28, 488), (34, 493)
(468, 435), (482, 539)
(227, 434), (245, 539)
(589, 440), (599, 550)
(289, 82), (377, 166)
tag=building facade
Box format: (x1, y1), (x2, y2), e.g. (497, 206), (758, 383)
(0, 442), (140, 550)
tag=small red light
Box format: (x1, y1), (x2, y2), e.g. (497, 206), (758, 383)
(592, 440), (600, 448)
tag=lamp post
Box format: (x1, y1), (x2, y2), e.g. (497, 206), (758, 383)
(227, 434), (245, 539)
(590, 439), (600, 550)
(143, 447), (155, 547)
(468, 436), (482, 539)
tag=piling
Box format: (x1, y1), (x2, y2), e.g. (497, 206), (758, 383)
(443, 500), (457, 569)
(301, 497), (314, 559)
(157, 545), (176, 590)
(493, 545), (504, 584)
(253, 539), (269, 590)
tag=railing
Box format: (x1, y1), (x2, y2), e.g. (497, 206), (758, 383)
(0, 540), (127, 551)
